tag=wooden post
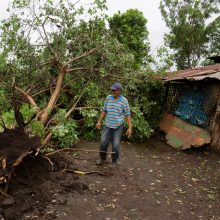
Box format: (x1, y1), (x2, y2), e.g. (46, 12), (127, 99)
(210, 84), (220, 153)
(163, 82), (170, 111)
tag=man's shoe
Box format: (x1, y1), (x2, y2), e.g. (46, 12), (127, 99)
(96, 159), (105, 166)
(111, 160), (119, 169)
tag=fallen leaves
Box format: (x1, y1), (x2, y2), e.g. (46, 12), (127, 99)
(207, 194), (216, 201)
(42, 141), (220, 220)
(192, 177), (199, 182)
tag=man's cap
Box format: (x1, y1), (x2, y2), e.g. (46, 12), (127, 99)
(111, 82), (122, 91)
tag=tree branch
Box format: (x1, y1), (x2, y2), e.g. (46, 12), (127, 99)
(65, 84), (88, 118)
(64, 47), (99, 67)
(14, 86), (38, 108)
(42, 22), (57, 61)
(39, 67), (66, 125)
(74, 107), (100, 110)
(42, 84), (89, 146)
(32, 87), (74, 97)
(67, 67), (100, 73)
(67, 67), (123, 79)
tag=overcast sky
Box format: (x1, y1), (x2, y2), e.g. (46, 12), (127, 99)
(0, 0), (167, 52)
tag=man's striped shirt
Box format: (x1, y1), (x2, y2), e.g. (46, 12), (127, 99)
(102, 95), (131, 129)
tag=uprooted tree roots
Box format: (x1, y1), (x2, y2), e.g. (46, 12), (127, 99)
(0, 128), (41, 196)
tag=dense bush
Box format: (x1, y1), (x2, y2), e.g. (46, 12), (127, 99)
(76, 77), (164, 141)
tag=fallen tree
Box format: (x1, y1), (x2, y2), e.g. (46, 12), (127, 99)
(0, 0), (165, 148)
(0, 0), (139, 147)
(0, 0), (165, 197)
(0, 0), (134, 195)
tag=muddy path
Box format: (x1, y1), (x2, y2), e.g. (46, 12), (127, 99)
(2, 138), (220, 220)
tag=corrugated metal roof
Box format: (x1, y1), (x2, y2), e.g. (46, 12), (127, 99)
(163, 64), (220, 82)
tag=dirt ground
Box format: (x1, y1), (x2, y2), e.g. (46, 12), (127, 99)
(1, 136), (220, 220)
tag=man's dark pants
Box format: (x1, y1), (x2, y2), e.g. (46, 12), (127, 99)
(99, 124), (124, 162)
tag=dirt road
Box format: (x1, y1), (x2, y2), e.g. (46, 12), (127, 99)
(3, 138), (220, 220)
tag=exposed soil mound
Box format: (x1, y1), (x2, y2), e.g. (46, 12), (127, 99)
(0, 128), (41, 192)
(1, 154), (86, 220)
(0, 128), (40, 158)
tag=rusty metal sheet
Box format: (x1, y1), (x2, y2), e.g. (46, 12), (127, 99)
(160, 113), (211, 150)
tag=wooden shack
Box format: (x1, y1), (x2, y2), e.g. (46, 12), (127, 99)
(160, 60), (220, 153)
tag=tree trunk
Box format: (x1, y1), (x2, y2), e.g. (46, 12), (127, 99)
(39, 67), (66, 125)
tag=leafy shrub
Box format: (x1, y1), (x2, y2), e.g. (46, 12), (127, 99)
(0, 89), (10, 110)
(29, 120), (45, 137)
(52, 119), (78, 148)
(80, 109), (100, 140)
(128, 106), (154, 140)
(1, 110), (15, 130)
(124, 76), (165, 136)
(51, 109), (79, 148)
(20, 103), (35, 122)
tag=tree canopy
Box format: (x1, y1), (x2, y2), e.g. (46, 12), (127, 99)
(109, 9), (151, 66)
(207, 15), (220, 56)
(160, 0), (220, 69)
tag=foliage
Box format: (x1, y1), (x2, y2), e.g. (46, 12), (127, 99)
(0, 89), (10, 111)
(156, 46), (175, 73)
(1, 110), (15, 130)
(52, 120), (78, 148)
(29, 120), (45, 137)
(80, 109), (100, 140)
(124, 74), (165, 133)
(19, 103), (35, 122)
(109, 9), (152, 66)
(207, 16), (220, 56)
(160, 0), (220, 69)
(52, 109), (79, 148)
(0, 0), (165, 149)
(19, 103), (45, 137)
(128, 106), (153, 140)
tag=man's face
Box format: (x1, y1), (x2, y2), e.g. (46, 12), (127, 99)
(112, 89), (121, 97)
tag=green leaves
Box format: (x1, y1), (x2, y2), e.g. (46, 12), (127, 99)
(109, 9), (151, 67)
(30, 121), (45, 137)
(52, 120), (79, 148)
(207, 16), (220, 56)
(160, 0), (220, 69)
(52, 109), (79, 148)
(80, 109), (99, 140)
(1, 110), (15, 130)
(129, 106), (153, 140)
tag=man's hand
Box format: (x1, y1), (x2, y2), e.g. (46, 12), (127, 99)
(126, 127), (132, 139)
(96, 121), (102, 130)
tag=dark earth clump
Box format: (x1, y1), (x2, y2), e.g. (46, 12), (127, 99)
(0, 129), (40, 162)
(2, 155), (87, 220)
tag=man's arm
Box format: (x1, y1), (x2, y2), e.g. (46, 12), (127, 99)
(126, 115), (132, 138)
(96, 97), (108, 129)
(96, 112), (106, 129)
(124, 99), (132, 138)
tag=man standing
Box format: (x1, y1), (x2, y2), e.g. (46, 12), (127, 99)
(96, 82), (132, 166)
